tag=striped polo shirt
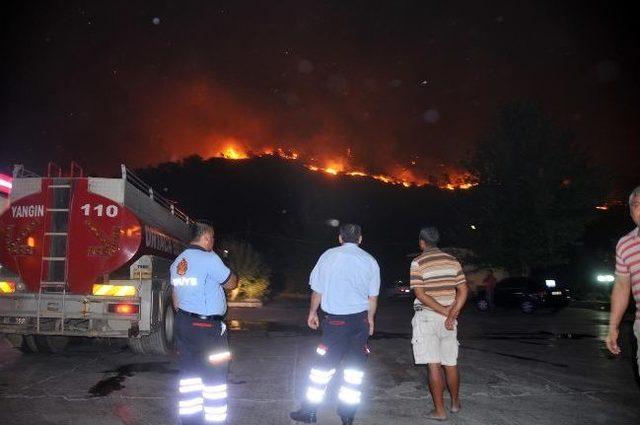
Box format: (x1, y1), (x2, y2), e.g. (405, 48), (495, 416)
(410, 248), (466, 310)
(615, 227), (640, 319)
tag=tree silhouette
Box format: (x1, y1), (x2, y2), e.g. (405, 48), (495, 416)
(467, 102), (607, 274)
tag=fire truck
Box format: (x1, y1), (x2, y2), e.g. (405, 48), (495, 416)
(0, 163), (191, 354)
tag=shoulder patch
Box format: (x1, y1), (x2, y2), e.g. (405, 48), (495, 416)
(177, 258), (188, 276)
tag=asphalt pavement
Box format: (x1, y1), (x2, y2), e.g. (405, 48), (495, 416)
(0, 299), (638, 425)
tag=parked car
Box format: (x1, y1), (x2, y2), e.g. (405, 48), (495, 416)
(385, 279), (412, 299)
(477, 276), (570, 313)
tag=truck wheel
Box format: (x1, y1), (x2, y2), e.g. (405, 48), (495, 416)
(22, 335), (40, 353)
(34, 335), (69, 353)
(147, 297), (175, 355)
(128, 295), (175, 355)
(4, 334), (38, 353)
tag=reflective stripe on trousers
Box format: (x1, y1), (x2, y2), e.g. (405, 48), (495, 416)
(302, 310), (370, 418)
(203, 383), (228, 423)
(338, 368), (364, 405)
(305, 368), (336, 404)
(176, 313), (230, 424)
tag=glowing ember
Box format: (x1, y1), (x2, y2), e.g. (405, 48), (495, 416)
(278, 148), (299, 160)
(209, 143), (477, 190)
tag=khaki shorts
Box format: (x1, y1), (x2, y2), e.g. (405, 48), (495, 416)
(411, 309), (459, 366)
(634, 320), (640, 376)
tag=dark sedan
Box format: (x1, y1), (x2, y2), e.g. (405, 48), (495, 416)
(477, 276), (571, 313)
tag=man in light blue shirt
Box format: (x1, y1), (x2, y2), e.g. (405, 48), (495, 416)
(291, 224), (380, 425)
(308, 237), (381, 317)
(171, 237), (234, 316)
(170, 222), (237, 425)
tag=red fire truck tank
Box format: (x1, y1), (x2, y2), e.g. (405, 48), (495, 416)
(0, 163), (192, 354)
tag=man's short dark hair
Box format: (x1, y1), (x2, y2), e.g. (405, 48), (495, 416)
(419, 226), (440, 246)
(191, 221), (214, 242)
(340, 223), (362, 243)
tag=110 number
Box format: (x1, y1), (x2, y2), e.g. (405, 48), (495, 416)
(80, 203), (119, 217)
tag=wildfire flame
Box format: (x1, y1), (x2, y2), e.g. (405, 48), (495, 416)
(211, 142), (476, 190)
(220, 146), (250, 160)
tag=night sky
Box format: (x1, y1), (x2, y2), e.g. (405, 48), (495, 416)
(1, 1), (638, 182)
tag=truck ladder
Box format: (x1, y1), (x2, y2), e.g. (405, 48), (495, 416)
(37, 173), (73, 334)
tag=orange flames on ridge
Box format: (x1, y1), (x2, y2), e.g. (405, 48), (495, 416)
(211, 142), (477, 190)
(219, 145), (250, 160)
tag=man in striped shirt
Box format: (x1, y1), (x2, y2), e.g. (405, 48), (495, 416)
(410, 227), (468, 421)
(606, 186), (640, 376)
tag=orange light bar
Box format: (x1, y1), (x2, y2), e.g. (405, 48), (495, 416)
(0, 281), (16, 294)
(93, 284), (137, 297)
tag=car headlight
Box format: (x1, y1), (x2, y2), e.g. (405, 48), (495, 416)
(596, 274), (614, 283)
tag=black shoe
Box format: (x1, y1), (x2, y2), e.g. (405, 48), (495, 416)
(289, 409), (317, 423)
(340, 415), (354, 425)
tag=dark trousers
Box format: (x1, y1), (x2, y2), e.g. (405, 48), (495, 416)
(303, 310), (370, 419)
(176, 312), (230, 424)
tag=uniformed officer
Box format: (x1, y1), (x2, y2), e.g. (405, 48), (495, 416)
(170, 222), (238, 425)
(290, 223), (380, 425)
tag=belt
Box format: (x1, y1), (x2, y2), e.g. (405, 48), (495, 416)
(325, 310), (368, 319)
(178, 309), (224, 321)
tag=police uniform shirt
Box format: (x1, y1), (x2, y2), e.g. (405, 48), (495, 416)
(170, 245), (232, 316)
(310, 242), (380, 315)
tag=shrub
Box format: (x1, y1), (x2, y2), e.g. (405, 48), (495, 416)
(218, 240), (271, 301)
